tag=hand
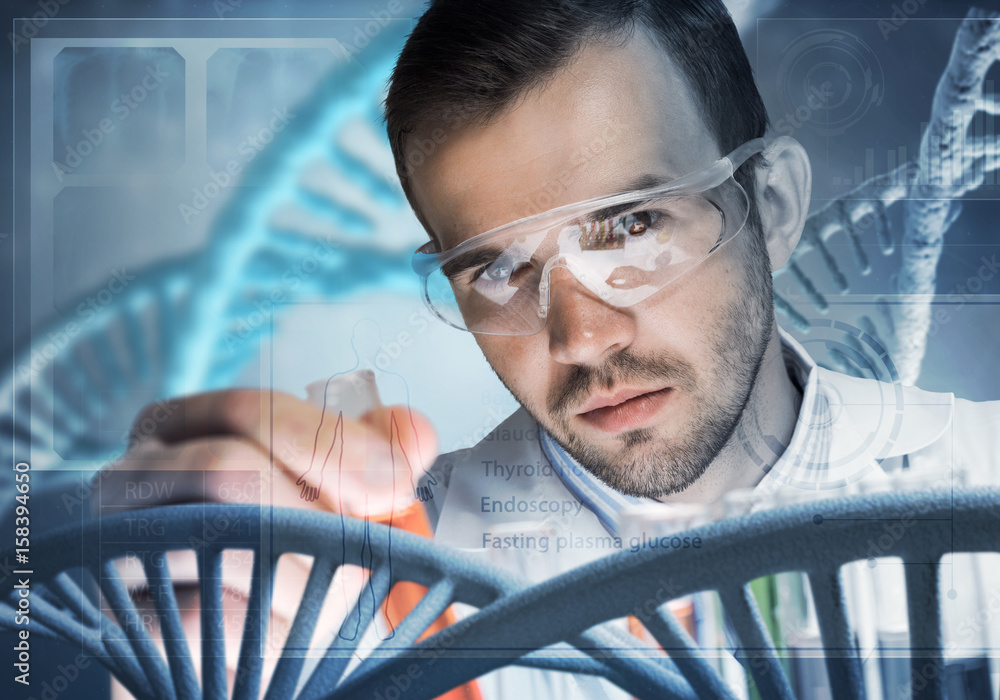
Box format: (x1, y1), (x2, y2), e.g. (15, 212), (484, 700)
(296, 473), (322, 502)
(97, 389), (439, 693)
(102, 389), (438, 513)
(415, 470), (438, 502)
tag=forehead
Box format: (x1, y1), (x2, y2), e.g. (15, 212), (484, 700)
(406, 28), (721, 251)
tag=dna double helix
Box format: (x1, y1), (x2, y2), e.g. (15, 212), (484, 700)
(773, 9), (1000, 385)
(4, 23), (420, 466)
(6, 10), (1000, 467)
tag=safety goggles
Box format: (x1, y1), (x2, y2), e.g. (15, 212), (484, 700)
(412, 138), (766, 336)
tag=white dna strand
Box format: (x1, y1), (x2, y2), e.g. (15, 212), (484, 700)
(773, 8), (1000, 385)
(5, 10), (1000, 467)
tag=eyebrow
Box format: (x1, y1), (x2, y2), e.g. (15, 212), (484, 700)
(619, 173), (676, 192)
(441, 245), (504, 280)
(431, 173), (676, 251)
(579, 173), (675, 223)
(582, 199), (652, 224)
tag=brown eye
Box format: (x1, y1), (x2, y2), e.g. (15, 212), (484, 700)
(621, 212), (652, 235)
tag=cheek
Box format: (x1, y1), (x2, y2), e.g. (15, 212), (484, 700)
(476, 336), (547, 395)
(636, 249), (747, 352)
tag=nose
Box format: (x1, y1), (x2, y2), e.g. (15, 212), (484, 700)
(545, 266), (637, 366)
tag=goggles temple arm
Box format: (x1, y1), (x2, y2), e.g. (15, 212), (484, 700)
(725, 137), (768, 174)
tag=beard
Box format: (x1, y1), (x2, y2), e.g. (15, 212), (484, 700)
(493, 227), (775, 499)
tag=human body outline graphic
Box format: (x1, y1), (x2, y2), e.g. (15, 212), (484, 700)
(295, 319), (437, 640)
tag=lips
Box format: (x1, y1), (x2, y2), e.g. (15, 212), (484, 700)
(577, 387), (674, 433)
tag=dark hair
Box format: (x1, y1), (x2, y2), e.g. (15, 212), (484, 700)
(385, 0), (770, 237)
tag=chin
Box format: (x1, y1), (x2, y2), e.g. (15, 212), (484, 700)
(554, 428), (707, 498)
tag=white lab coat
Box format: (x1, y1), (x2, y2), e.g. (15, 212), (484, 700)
(420, 332), (1000, 699)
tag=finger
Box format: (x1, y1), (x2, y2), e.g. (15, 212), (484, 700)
(100, 437), (340, 512)
(124, 393), (441, 517)
(130, 390), (435, 479)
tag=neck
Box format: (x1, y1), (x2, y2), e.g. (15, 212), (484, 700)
(658, 324), (802, 505)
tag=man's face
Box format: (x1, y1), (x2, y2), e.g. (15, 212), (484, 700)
(407, 29), (775, 498)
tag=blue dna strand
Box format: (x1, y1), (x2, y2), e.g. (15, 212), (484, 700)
(6, 9), (1000, 467)
(3, 22), (420, 466)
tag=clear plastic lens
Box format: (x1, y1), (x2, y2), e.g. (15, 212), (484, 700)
(419, 169), (752, 336)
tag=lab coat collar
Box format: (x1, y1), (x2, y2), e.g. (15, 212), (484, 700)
(753, 328), (954, 499)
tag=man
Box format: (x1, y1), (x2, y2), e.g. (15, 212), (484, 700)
(372, 1), (999, 694)
(383, 0), (993, 545)
(390, 0), (807, 525)
(99, 0), (999, 696)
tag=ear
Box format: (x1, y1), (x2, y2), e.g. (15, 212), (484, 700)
(755, 136), (811, 271)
